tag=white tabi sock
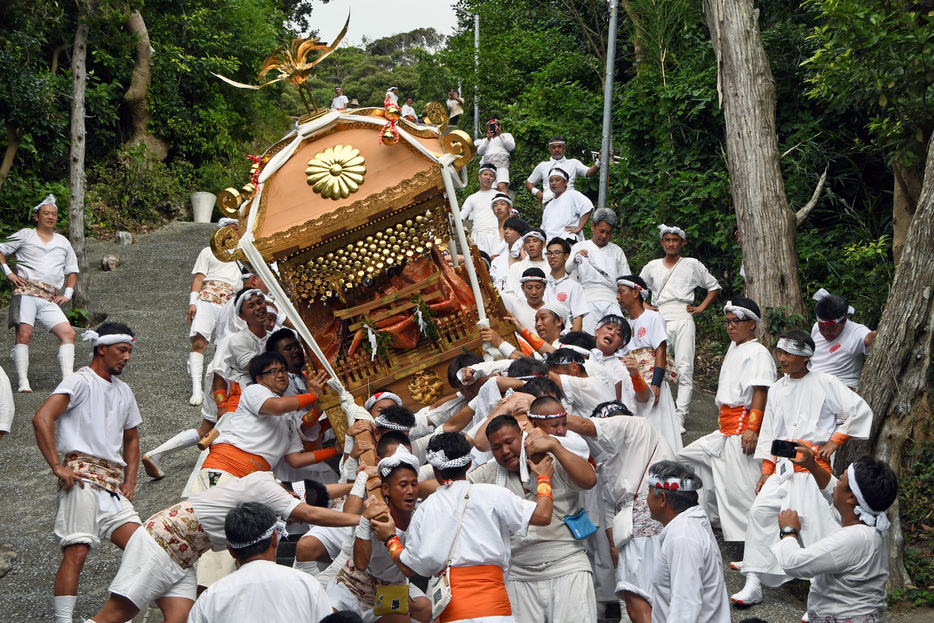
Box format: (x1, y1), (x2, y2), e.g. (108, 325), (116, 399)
(13, 344), (30, 392)
(148, 428), (201, 459)
(188, 352), (205, 406)
(53, 595), (76, 623)
(58, 343), (75, 378)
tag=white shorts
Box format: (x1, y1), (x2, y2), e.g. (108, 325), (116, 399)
(109, 528), (197, 607)
(189, 300), (224, 342)
(18, 295), (68, 331)
(507, 570), (596, 623)
(54, 484), (141, 549)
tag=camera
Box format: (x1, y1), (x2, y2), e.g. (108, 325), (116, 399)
(487, 121), (499, 135)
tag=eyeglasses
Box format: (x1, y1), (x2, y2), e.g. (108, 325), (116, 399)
(260, 368), (288, 377)
(722, 319), (750, 328)
(545, 251), (567, 257)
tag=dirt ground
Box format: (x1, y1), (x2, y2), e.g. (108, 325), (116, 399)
(0, 222), (930, 622)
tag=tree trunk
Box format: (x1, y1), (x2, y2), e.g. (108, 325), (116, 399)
(124, 10), (168, 160)
(836, 136), (934, 591)
(69, 18), (90, 311)
(703, 0), (806, 342)
(0, 124), (23, 192)
(619, 0), (647, 73)
(892, 162), (922, 265)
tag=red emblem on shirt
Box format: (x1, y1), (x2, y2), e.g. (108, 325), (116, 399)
(830, 343), (841, 354)
(637, 327), (647, 338)
(557, 292), (567, 302)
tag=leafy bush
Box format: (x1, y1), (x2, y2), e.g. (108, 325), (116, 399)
(895, 439), (934, 606)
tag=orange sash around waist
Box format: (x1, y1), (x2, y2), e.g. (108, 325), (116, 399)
(718, 405), (748, 436)
(439, 565), (511, 622)
(202, 443), (270, 478)
(792, 440), (832, 474)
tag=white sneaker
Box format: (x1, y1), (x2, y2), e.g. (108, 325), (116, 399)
(729, 561), (743, 571)
(801, 612), (810, 622)
(142, 454), (165, 480)
(730, 574), (762, 606)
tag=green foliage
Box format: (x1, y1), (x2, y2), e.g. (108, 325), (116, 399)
(895, 440), (934, 606)
(65, 307), (92, 328)
(763, 307), (809, 335)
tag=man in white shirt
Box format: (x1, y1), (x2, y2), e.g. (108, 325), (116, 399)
(385, 86), (398, 106)
(476, 115), (515, 192)
(566, 208), (629, 333)
(331, 87), (349, 111)
(401, 96), (418, 122)
(83, 471), (359, 623)
(773, 448), (897, 623)
(545, 238), (588, 332)
(189, 503), (333, 623)
(541, 167), (593, 244)
(526, 136), (598, 206)
(640, 224), (720, 430)
(506, 229), (549, 295)
(32, 322), (142, 623)
(646, 460), (730, 623)
(185, 219), (243, 407)
(677, 298), (776, 543)
(460, 164), (501, 256)
(0, 194), (79, 392)
(809, 290), (876, 389)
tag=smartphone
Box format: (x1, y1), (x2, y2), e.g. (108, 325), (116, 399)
(488, 121), (498, 134)
(770, 439), (798, 459)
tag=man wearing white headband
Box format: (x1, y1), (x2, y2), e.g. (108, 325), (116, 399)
(645, 460), (729, 623)
(809, 290), (876, 389)
(525, 136), (599, 206)
(32, 322), (141, 623)
(459, 164), (502, 257)
(468, 412), (597, 623)
(82, 471), (359, 623)
(544, 237), (588, 332)
(566, 208), (629, 333)
(370, 431), (555, 623)
(502, 268), (549, 351)
(589, 315), (655, 418)
(773, 448), (897, 623)
(385, 86), (398, 105)
(0, 193), (79, 392)
(489, 215), (529, 292)
(189, 502), (333, 623)
(731, 329), (873, 607)
(505, 228), (549, 295)
(330, 86), (349, 111)
(541, 167), (593, 244)
(185, 227), (244, 406)
(639, 224), (720, 432)
(476, 114), (515, 193)
(676, 297), (776, 545)
(616, 275), (683, 453)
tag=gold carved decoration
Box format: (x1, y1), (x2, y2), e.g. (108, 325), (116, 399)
(210, 224), (245, 263)
(305, 144), (366, 199)
(421, 101), (449, 133)
(408, 369), (445, 405)
(440, 130), (475, 168)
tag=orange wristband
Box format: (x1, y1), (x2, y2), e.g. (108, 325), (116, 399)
(214, 390), (227, 405)
(386, 535), (404, 560)
(302, 405), (323, 426)
(744, 409), (764, 433)
(630, 373), (648, 393)
(762, 460), (776, 476)
(830, 432), (850, 446)
(296, 393), (318, 411)
(312, 447), (339, 464)
(520, 328), (545, 351)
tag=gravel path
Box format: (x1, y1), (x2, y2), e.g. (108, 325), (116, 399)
(0, 222), (927, 622)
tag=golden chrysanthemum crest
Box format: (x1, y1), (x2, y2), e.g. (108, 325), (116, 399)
(305, 144), (366, 200)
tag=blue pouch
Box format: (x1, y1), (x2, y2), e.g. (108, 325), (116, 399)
(563, 507), (597, 540)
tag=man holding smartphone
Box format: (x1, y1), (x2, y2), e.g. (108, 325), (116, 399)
(730, 329), (873, 608)
(476, 114), (515, 193)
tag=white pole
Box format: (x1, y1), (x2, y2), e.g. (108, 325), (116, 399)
(473, 13), (480, 141)
(598, 0), (619, 211)
(442, 166), (487, 323)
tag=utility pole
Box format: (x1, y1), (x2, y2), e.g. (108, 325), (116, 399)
(598, 0), (619, 210)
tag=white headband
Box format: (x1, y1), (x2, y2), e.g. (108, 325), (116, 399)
(522, 231), (546, 244)
(776, 337), (814, 358)
(491, 195), (513, 208)
(82, 330), (135, 349)
(217, 218), (238, 229)
(548, 167), (569, 181)
(723, 301), (760, 322)
(547, 352), (583, 367)
(657, 224), (686, 240)
(227, 520), (287, 549)
(519, 275), (546, 284)
(847, 463), (891, 532)
(557, 343), (590, 357)
(427, 449), (471, 470)
(548, 139), (566, 146)
(593, 402), (629, 419)
(527, 410), (567, 420)
(364, 392), (403, 411)
(648, 474), (699, 492)
(373, 413), (411, 432)
(235, 288), (264, 314)
(378, 445), (421, 478)
(596, 314), (626, 331)
(617, 278), (649, 299)
(33, 193), (57, 214)
(540, 301), (569, 326)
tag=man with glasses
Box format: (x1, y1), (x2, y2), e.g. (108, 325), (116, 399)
(676, 298), (776, 545)
(545, 237), (587, 332)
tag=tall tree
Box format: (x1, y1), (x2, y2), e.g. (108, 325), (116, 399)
(702, 0), (807, 333)
(124, 10), (168, 160)
(69, 3), (91, 310)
